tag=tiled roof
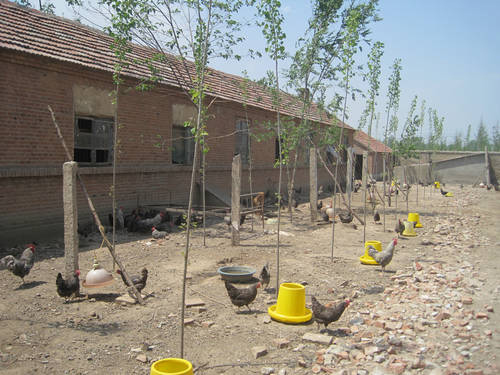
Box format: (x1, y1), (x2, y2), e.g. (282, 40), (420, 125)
(353, 129), (392, 153)
(0, 0), (352, 130)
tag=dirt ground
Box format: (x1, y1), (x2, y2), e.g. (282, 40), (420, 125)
(1, 184), (499, 375)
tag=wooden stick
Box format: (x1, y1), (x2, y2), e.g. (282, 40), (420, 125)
(48, 105), (144, 305)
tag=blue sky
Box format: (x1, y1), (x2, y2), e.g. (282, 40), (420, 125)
(52, 0), (500, 143)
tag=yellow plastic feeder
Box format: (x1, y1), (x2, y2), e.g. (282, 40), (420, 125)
(268, 283), (312, 324)
(407, 212), (423, 228)
(150, 358), (193, 375)
(434, 181), (440, 189)
(402, 220), (417, 237)
(445, 192), (453, 197)
(360, 240), (382, 265)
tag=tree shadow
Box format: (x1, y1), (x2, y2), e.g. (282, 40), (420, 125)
(235, 308), (266, 315)
(82, 292), (122, 303)
(15, 280), (47, 290)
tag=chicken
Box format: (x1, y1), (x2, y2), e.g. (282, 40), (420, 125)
(259, 263), (270, 289)
(373, 211), (381, 224)
(56, 270), (80, 301)
(224, 280), (260, 311)
(117, 268), (148, 295)
(108, 206), (125, 229)
(321, 209), (330, 222)
(368, 238), (398, 273)
(152, 226), (168, 239)
(394, 219), (405, 237)
(311, 295), (351, 331)
(0, 244), (36, 283)
(317, 200), (323, 210)
(440, 187), (449, 196)
(338, 210), (353, 224)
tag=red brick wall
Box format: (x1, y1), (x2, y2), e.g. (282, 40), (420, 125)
(0, 50), (349, 246)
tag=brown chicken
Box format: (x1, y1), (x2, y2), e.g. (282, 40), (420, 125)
(373, 211), (381, 224)
(0, 244), (36, 283)
(338, 210), (353, 224)
(394, 219), (405, 237)
(224, 280), (261, 311)
(56, 270), (80, 301)
(117, 268), (148, 295)
(311, 295), (351, 330)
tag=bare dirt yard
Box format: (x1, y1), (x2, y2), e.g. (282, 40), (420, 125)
(1, 184), (499, 375)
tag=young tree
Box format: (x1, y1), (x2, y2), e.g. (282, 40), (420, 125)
(475, 118), (490, 151)
(464, 123), (472, 151)
(492, 122), (500, 151)
(255, 0), (286, 294)
(382, 58), (402, 213)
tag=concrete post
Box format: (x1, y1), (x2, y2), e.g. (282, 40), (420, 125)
(63, 161), (79, 280)
(309, 147), (318, 222)
(362, 151), (368, 244)
(231, 154), (241, 246)
(346, 147), (353, 210)
(485, 146), (491, 186)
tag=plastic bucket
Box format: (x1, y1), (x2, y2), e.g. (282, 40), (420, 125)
(360, 240), (382, 265)
(268, 283), (312, 323)
(150, 358), (193, 375)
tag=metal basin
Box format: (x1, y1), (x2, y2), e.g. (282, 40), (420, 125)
(217, 266), (256, 283)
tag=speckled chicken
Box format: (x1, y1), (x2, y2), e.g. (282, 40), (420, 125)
(311, 296), (351, 330)
(368, 238), (398, 273)
(394, 219), (405, 237)
(0, 244), (36, 283)
(117, 268), (148, 295)
(259, 263), (270, 289)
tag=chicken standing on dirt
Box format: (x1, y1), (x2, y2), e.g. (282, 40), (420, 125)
(259, 263), (270, 289)
(117, 268), (148, 296)
(394, 219), (405, 237)
(224, 280), (261, 312)
(152, 226), (168, 239)
(338, 210), (353, 224)
(311, 295), (351, 331)
(373, 211), (381, 224)
(56, 270), (80, 301)
(0, 244), (36, 283)
(368, 238), (398, 273)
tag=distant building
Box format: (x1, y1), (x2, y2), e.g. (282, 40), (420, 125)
(353, 130), (392, 180)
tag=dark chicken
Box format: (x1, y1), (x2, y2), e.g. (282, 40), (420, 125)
(117, 268), (148, 294)
(338, 210), (353, 224)
(0, 244), (36, 283)
(259, 263), (270, 289)
(311, 295), (351, 330)
(224, 280), (260, 311)
(440, 187), (449, 196)
(394, 219), (405, 237)
(56, 270), (80, 301)
(373, 211), (381, 224)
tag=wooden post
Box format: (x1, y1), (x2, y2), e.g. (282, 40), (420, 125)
(63, 162), (79, 284)
(485, 146), (491, 186)
(309, 147), (318, 222)
(362, 151), (368, 244)
(346, 147), (353, 210)
(231, 154), (242, 246)
(383, 157), (386, 231)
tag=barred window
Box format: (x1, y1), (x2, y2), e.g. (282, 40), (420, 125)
(74, 116), (113, 165)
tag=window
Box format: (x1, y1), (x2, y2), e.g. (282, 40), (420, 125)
(74, 116), (114, 165)
(235, 119), (249, 164)
(172, 125), (194, 164)
(275, 136), (284, 163)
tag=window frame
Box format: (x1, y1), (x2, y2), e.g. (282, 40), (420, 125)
(235, 118), (250, 164)
(74, 115), (114, 166)
(171, 124), (195, 165)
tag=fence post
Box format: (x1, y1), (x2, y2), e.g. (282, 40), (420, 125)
(309, 147), (318, 222)
(485, 146), (491, 186)
(231, 154), (242, 246)
(63, 161), (79, 282)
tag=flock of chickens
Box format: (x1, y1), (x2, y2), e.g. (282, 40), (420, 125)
(0, 243), (149, 303)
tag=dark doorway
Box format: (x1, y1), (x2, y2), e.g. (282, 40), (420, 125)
(354, 154), (363, 180)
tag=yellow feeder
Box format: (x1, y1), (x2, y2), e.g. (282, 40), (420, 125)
(407, 212), (423, 228)
(402, 220), (417, 237)
(268, 283), (312, 324)
(151, 358), (193, 375)
(445, 192), (453, 197)
(360, 240), (382, 265)
(434, 181), (440, 189)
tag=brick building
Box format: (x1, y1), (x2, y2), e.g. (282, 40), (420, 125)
(0, 1), (355, 245)
(353, 130), (392, 180)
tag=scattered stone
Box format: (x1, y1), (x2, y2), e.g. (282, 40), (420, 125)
(252, 346), (268, 359)
(414, 261), (423, 271)
(261, 367), (274, 375)
(116, 295), (137, 305)
(436, 311), (451, 321)
(311, 364), (321, 373)
(196, 306), (207, 313)
(185, 298), (205, 307)
(136, 354), (148, 363)
(349, 316), (365, 325)
(183, 318), (195, 325)
(385, 321), (403, 331)
(278, 369), (287, 375)
(302, 333), (333, 345)
(462, 297), (473, 305)
(411, 357), (426, 369)
(485, 305), (494, 312)
(297, 358), (307, 367)
(364, 346), (382, 356)
(201, 321), (214, 328)
(388, 361), (407, 374)
(262, 316), (272, 324)
(273, 338), (290, 349)
(484, 330), (492, 336)
(475, 312), (488, 319)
